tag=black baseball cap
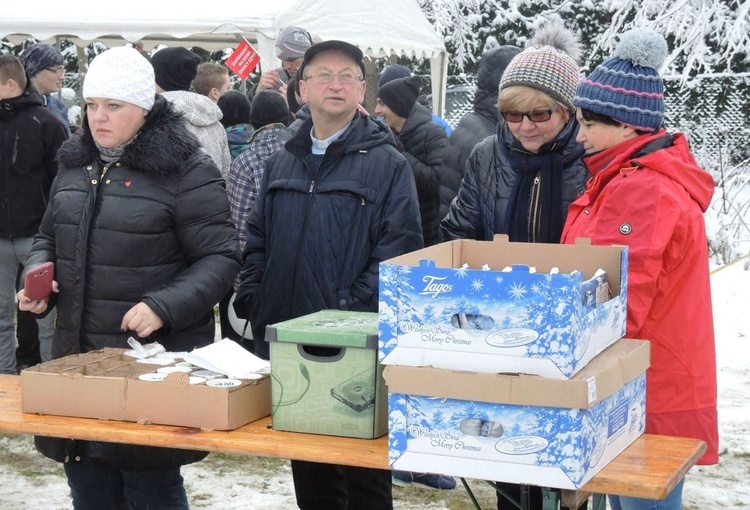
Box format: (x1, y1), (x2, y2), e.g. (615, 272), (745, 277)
(299, 40), (366, 80)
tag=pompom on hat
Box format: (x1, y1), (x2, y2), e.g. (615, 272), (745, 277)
(500, 22), (582, 111)
(82, 47), (155, 111)
(574, 28), (668, 132)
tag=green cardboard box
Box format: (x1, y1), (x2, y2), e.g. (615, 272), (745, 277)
(265, 310), (386, 439)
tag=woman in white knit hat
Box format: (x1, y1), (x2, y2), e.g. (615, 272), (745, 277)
(18, 46), (241, 508)
(563, 28), (718, 510)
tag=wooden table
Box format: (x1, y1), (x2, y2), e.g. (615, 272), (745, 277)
(0, 375), (705, 508)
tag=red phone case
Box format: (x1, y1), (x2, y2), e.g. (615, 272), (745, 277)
(24, 262), (54, 301)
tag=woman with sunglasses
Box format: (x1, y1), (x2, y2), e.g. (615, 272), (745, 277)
(441, 22), (587, 247)
(440, 22), (590, 510)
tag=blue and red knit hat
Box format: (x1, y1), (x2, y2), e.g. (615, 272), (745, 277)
(574, 28), (668, 132)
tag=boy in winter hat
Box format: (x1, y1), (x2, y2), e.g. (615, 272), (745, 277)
(20, 43), (70, 134)
(563, 28), (718, 510)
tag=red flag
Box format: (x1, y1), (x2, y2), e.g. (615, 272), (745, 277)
(225, 38), (261, 80)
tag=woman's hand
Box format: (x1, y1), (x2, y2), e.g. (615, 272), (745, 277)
(121, 302), (164, 338)
(17, 280), (59, 314)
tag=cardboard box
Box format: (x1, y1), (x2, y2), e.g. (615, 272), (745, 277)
(379, 235), (628, 378)
(384, 338), (649, 489)
(266, 310), (387, 439)
(21, 348), (271, 430)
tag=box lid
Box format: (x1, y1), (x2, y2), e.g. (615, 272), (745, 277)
(265, 310), (378, 349)
(383, 338), (650, 409)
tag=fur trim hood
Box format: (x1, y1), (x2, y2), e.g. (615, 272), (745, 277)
(58, 95), (201, 175)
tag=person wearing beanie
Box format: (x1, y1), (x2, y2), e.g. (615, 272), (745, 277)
(19, 45), (240, 509)
(377, 63), (411, 89)
(153, 46), (232, 180)
(218, 90), (254, 159)
(379, 63), (453, 136)
(441, 23), (589, 510)
(20, 43), (71, 134)
(563, 29), (718, 510)
(253, 25), (314, 97)
(234, 39), (421, 510)
(438, 45), (522, 222)
(227, 90), (291, 266)
(151, 46), (201, 93)
(375, 75), (448, 248)
(0, 55), (67, 376)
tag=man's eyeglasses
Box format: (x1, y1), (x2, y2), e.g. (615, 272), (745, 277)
(46, 66), (65, 77)
(305, 71), (362, 84)
(500, 109), (554, 123)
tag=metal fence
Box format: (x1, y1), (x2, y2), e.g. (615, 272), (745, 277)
(434, 74), (750, 173)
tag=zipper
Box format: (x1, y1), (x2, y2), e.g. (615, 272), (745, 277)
(288, 159), (318, 316)
(528, 172), (541, 243)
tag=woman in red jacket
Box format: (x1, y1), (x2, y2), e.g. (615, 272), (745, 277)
(561, 28), (718, 510)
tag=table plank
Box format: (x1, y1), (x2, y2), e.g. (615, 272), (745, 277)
(0, 374), (705, 502)
(0, 375), (388, 470)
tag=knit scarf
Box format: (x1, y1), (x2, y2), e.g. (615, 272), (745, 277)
(94, 132), (140, 163)
(503, 145), (564, 243)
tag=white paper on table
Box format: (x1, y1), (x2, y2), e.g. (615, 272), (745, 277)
(182, 339), (270, 378)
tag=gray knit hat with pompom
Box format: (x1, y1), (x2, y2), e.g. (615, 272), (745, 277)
(499, 22), (582, 111)
(574, 28), (668, 132)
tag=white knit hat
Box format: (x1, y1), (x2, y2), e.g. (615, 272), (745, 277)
(83, 47), (155, 111)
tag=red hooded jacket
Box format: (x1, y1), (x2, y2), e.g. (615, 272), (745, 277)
(561, 130), (718, 464)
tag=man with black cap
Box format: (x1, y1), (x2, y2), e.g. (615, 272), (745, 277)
(375, 75), (448, 248)
(151, 46), (231, 180)
(233, 39), (422, 510)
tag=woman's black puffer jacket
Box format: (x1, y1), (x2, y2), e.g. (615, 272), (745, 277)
(441, 119), (587, 242)
(27, 95), (241, 471)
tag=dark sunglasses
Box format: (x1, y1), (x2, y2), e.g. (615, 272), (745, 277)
(500, 109), (554, 123)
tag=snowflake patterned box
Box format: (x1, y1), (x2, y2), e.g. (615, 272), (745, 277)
(379, 235), (628, 379)
(384, 338), (649, 489)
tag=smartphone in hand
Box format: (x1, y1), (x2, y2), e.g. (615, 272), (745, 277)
(24, 262), (54, 301)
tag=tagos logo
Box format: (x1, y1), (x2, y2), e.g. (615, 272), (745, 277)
(485, 328), (539, 348)
(419, 275), (452, 298)
(495, 436), (549, 455)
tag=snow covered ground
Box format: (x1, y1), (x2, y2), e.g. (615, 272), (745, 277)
(0, 260), (747, 509)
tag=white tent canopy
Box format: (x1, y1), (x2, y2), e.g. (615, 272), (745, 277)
(1, 0), (448, 114)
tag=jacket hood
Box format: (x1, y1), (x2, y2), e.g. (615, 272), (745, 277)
(286, 110), (396, 158)
(0, 85), (44, 119)
(587, 131), (714, 212)
(473, 45), (522, 121)
(160, 90), (223, 127)
(58, 95), (201, 175)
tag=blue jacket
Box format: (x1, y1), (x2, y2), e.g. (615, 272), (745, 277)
(234, 111), (423, 358)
